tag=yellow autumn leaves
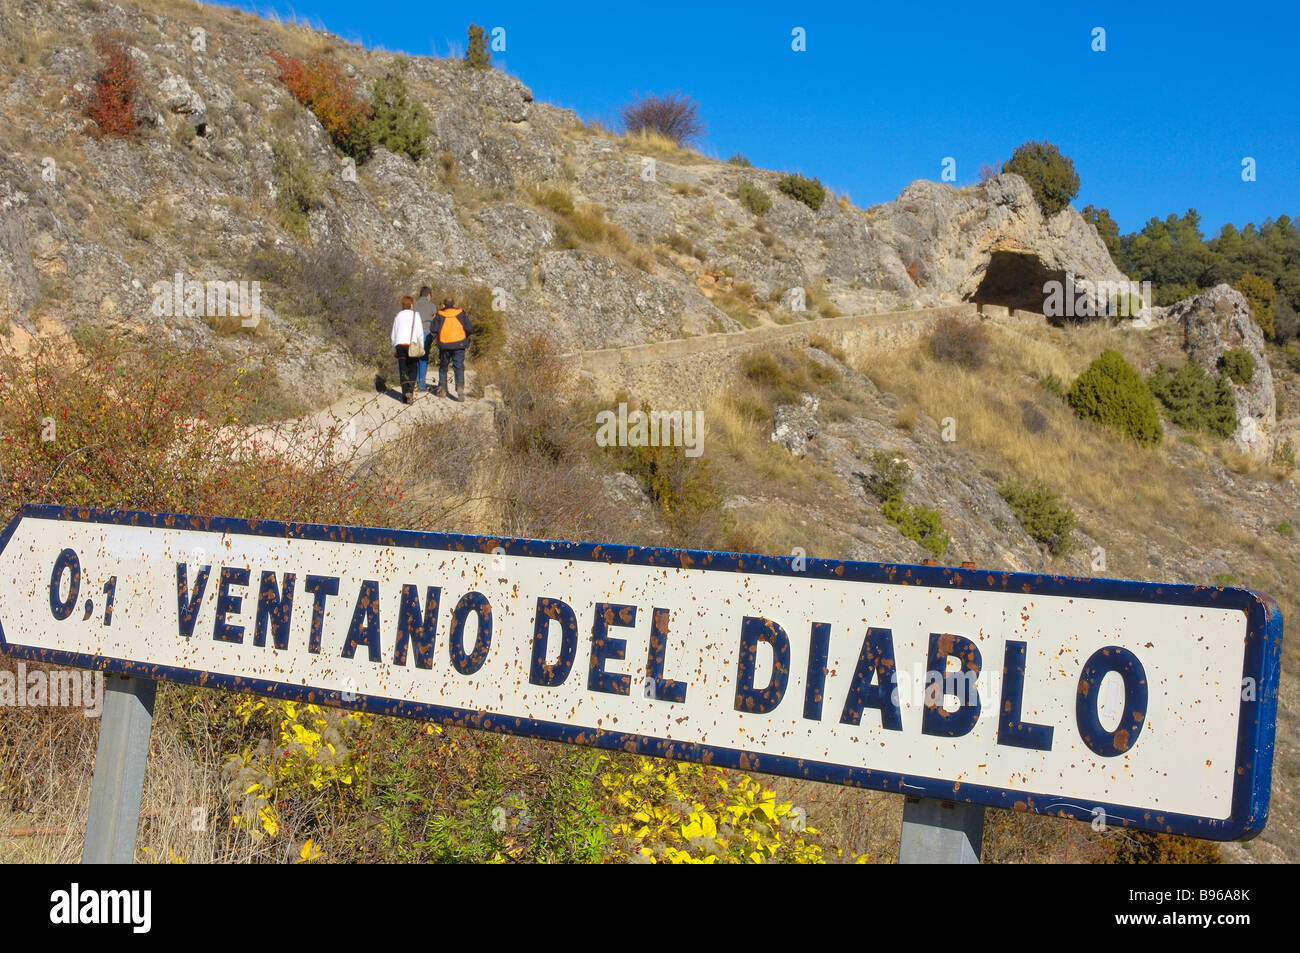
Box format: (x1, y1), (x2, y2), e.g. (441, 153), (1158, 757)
(598, 757), (847, 864)
(226, 698), (369, 847)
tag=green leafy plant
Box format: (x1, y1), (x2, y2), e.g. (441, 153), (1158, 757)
(777, 173), (826, 211)
(1108, 292), (1145, 320)
(999, 479), (1076, 556)
(737, 181), (771, 216)
(728, 153), (753, 167)
(1147, 360), (1236, 439)
(882, 499), (949, 559)
(1002, 140), (1080, 216)
(859, 450), (910, 503)
(1219, 348), (1256, 385)
(1066, 349), (1163, 446)
(620, 438), (723, 538)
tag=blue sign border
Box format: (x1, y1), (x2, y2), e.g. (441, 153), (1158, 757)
(0, 503), (1282, 841)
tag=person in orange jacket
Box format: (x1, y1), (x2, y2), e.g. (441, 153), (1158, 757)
(431, 297), (473, 401)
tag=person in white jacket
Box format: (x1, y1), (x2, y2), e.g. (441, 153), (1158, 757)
(390, 295), (423, 404)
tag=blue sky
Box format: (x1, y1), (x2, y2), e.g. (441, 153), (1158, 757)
(221, 0), (1298, 236)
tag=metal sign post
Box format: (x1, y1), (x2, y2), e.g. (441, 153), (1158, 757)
(899, 796), (984, 863)
(0, 504), (1283, 863)
(81, 674), (156, 863)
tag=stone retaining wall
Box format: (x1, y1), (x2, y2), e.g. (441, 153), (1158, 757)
(572, 303), (987, 404)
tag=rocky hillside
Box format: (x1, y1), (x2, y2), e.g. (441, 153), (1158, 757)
(2, 0), (1124, 399)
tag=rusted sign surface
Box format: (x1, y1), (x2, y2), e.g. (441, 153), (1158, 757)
(0, 505), (1281, 839)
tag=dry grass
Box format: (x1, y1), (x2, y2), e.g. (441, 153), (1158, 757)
(805, 279), (842, 319)
(526, 187), (651, 271)
(865, 325), (1212, 540)
(0, 26), (65, 73)
(620, 128), (701, 160)
(710, 390), (806, 485)
(707, 281), (766, 327)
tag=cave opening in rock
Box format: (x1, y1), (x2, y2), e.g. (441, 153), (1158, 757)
(969, 250), (1068, 314)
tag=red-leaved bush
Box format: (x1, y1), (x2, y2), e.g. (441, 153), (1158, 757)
(86, 33), (139, 138)
(267, 49), (374, 161)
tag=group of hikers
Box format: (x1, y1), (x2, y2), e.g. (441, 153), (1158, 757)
(390, 286), (474, 405)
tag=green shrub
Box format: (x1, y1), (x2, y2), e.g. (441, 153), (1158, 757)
(1066, 349), (1163, 446)
(777, 173), (826, 211)
(270, 137), (321, 235)
(1147, 360), (1236, 438)
(369, 62), (430, 162)
(465, 24), (490, 69)
(1233, 273), (1276, 339)
(1277, 521), (1295, 537)
(882, 499), (949, 559)
(1002, 141), (1079, 217)
(728, 153), (753, 167)
(859, 450), (910, 503)
(1219, 348), (1256, 385)
(999, 479), (1076, 556)
(620, 437), (725, 539)
(424, 746), (605, 863)
(737, 181), (771, 216)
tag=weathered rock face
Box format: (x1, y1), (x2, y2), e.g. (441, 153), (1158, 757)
(1160, 284), (1276, 458)
(863, 175), (1130, 313)
(0, 202), (39, 331)
(770, 394), (820, 457)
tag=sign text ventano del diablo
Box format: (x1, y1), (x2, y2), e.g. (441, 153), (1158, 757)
(0, 505), (1281, 839)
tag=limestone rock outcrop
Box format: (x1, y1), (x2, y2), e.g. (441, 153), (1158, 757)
(1160, 285), (1276, 459)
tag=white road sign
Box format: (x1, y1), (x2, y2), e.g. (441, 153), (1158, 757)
(0, 505), (1281, 839)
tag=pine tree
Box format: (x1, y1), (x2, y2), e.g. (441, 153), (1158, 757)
(465, 24), (490, 69)
(370, 61), (430, 162)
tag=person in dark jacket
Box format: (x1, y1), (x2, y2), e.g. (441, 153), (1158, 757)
(432, 297), (473, 401)
(413, 286), (437, 392)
